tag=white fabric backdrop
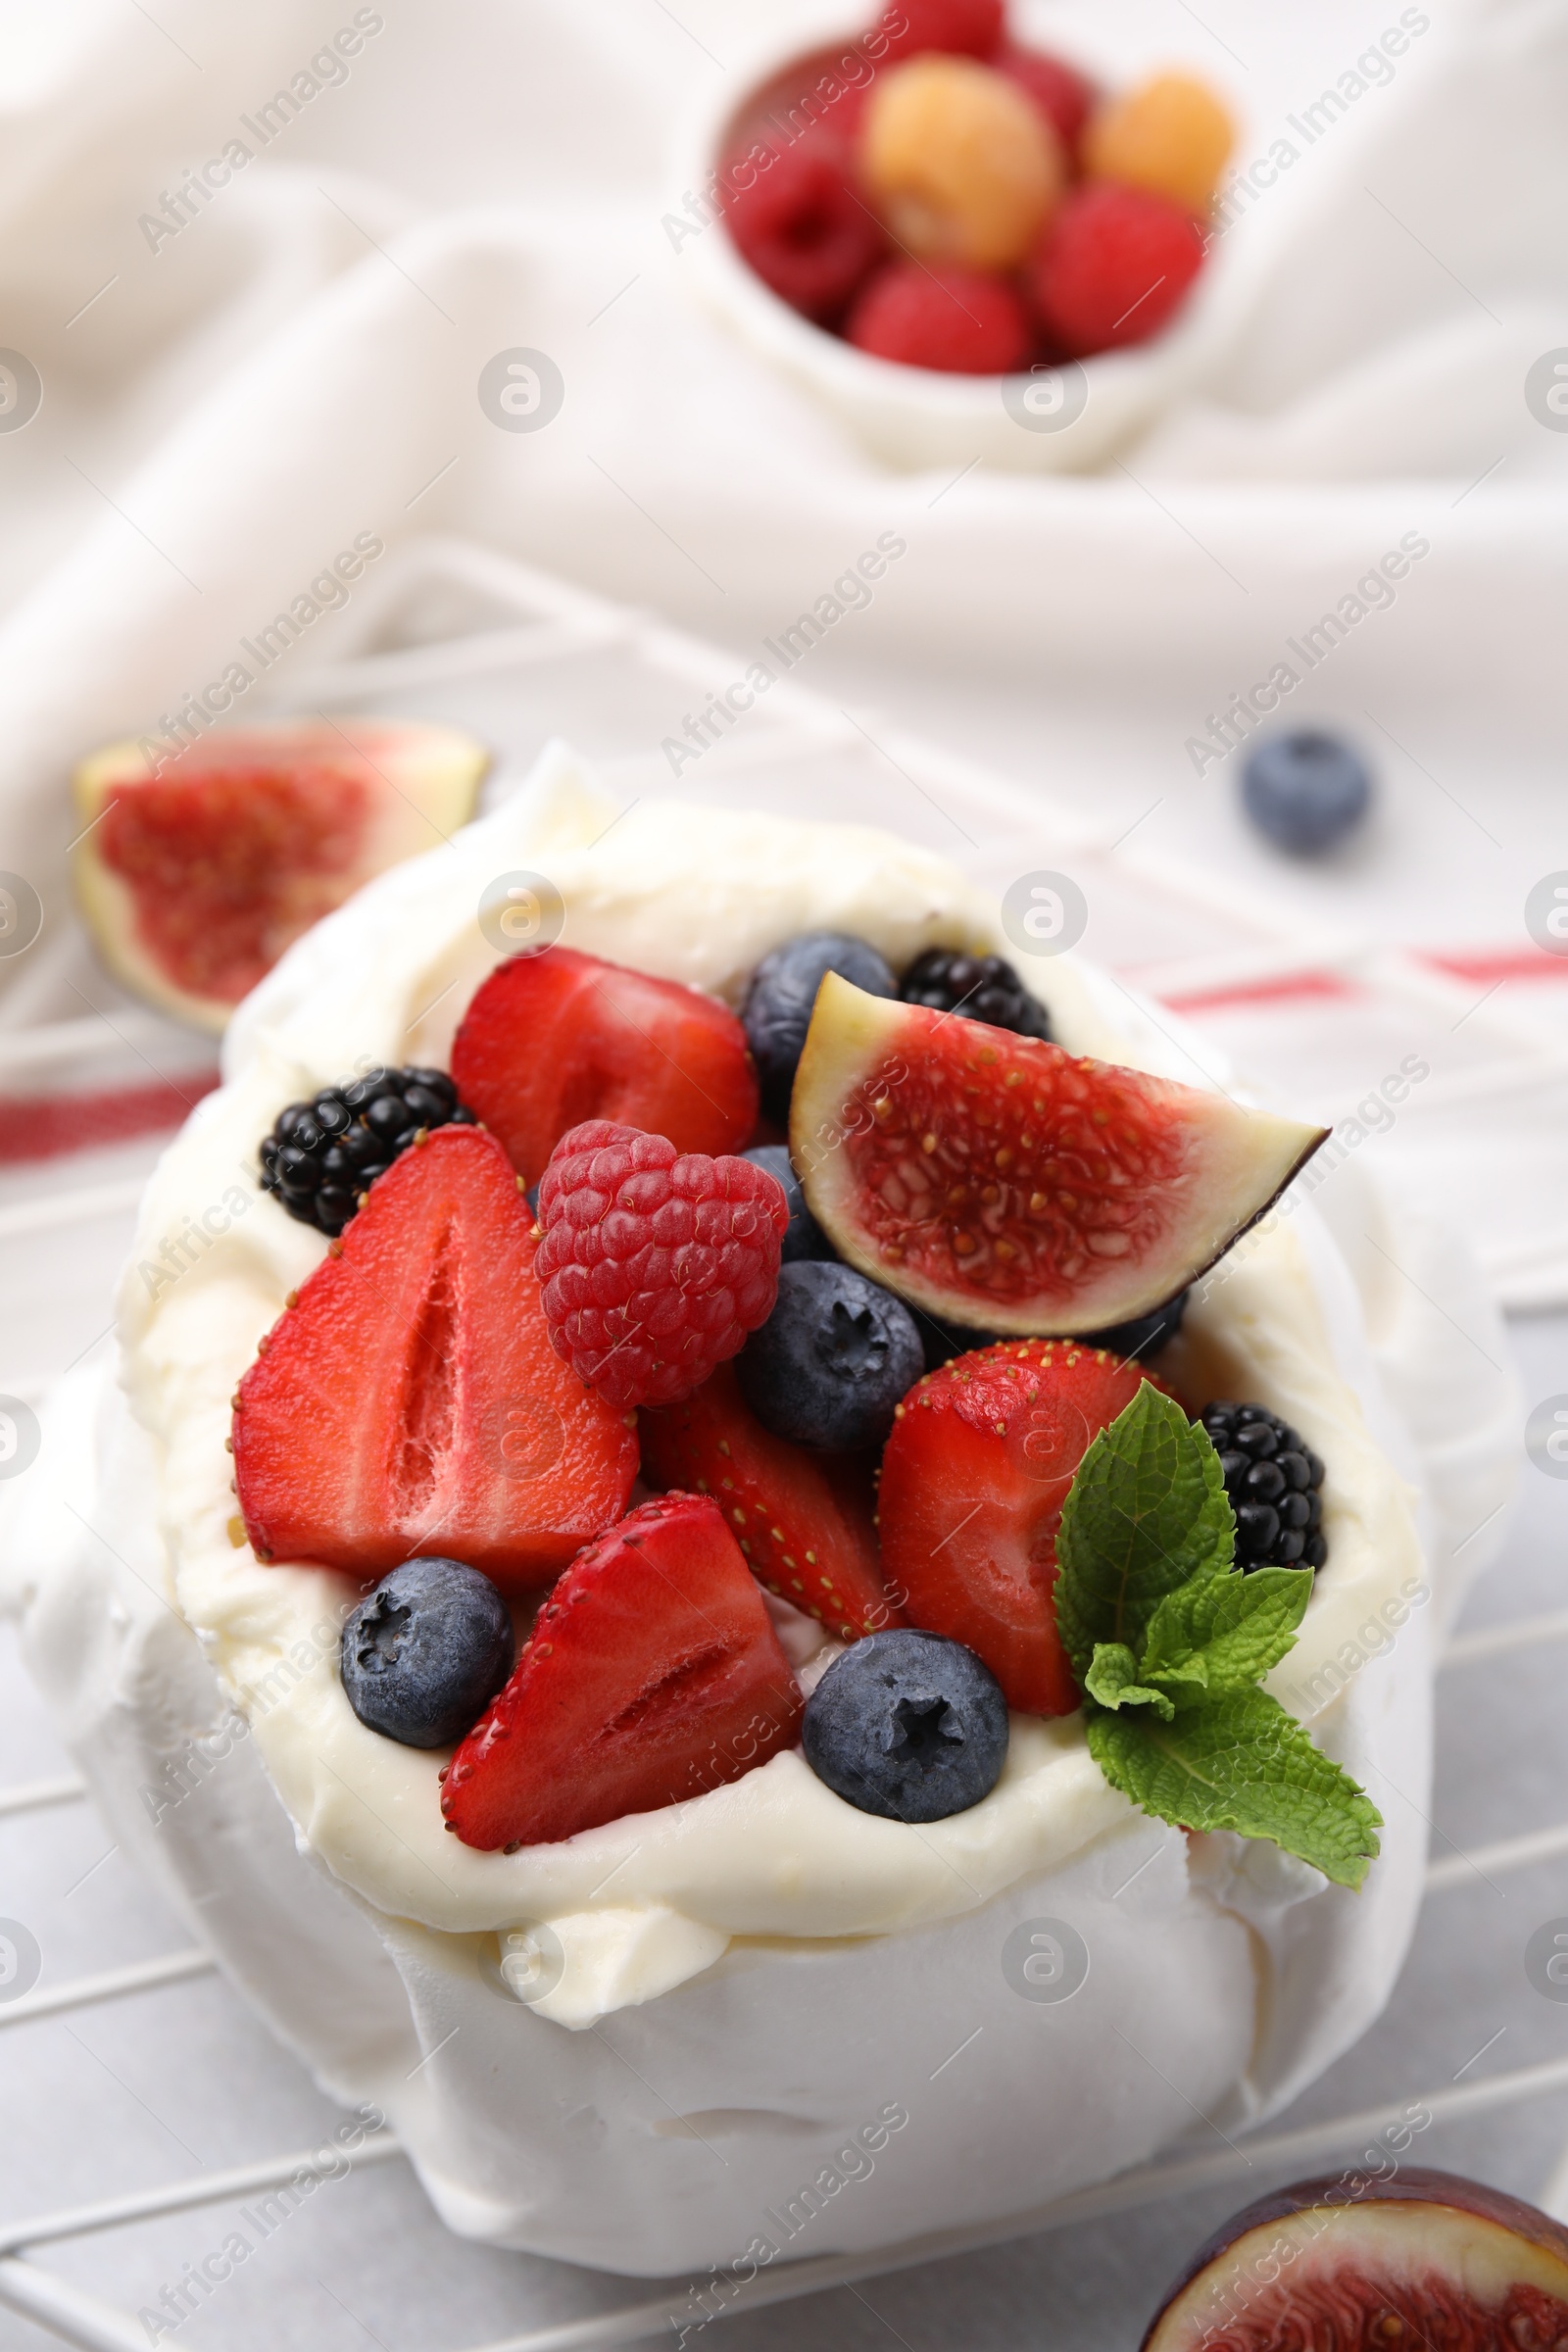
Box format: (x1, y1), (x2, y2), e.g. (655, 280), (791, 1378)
(0, 0), (1564, 1022)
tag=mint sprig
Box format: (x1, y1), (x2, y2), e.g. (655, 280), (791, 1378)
(1055, 1385), (1382, 1890)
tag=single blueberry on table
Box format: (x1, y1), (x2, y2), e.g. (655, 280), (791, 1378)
(1241, 731), (1372, 856)
(742, 930), (897, 1121)
(738, 1259), (923, 1450)
(341, 1557), (514, 1747)
(804, 1629), (1009, 1823)
(742, 1145), (834, 1263)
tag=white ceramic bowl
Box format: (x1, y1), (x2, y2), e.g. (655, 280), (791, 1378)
(670, 4), (1247, 474)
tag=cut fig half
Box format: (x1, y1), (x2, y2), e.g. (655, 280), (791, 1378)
(791, 975), (1326, 1336)
(73, 718), (488, 1032)
(1143, 2167), (1568, 2348)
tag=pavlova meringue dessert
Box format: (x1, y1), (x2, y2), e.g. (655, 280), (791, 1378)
(1, 742), (1515, 2278)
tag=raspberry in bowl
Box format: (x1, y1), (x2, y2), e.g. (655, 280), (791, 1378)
(675, 0), (1241, 471)
(0, 742), (1508, 2276)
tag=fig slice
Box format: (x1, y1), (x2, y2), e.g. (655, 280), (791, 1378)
(790, 975), (1325, 1336)
(72, 717), (487, 1032)
(1143, 2168), (1568, 2348)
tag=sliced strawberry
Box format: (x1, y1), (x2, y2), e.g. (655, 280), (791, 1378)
(877, 1343), (1162, 1714)
(640, 1363), (904, 1642)
(233, 1126), (636, 1590)
(441, 1494), (803, 1848)
(451, 948), (759, 1186)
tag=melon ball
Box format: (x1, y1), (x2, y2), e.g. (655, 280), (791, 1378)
(860, 55), (1064, 272)
(1083, 73), (1235, 214)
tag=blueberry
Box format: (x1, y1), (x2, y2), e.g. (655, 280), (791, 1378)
(738, 1260), (922, 1450)
(743, 931), (897, 1121)
(1241, 730), (1372, 855)
(917, 1290), (1191, 1375)
(1083, 1288), (1190, 1360)
(340, 1558), (514, 1748)
(803, 1630), (1008, 1823)
(917, 1309), (1001, 1374)
(742, 1145), (833, 1263)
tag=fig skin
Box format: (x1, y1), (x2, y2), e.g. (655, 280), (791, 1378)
(1142, 2167), (1568, 2349)
(72, 718), (487, 1032)
(792, 973), (1328, 1339)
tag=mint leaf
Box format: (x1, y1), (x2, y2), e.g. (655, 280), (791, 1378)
(1055, 1385), (1233, 1680)
(1056, 1387), (1382, 1889)
(1140, 1566), (1314, 1700)
(1083, 1642), (1175, 1722)
(1087, 1688), (1384, 1891)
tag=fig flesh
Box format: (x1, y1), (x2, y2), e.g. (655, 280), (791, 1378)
(791, 975), (1325, 1335)
(1143, 2168), (1568, 2349)
(73, 717), (487, 1031)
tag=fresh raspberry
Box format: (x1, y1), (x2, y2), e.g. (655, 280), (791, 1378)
(860, 56), (1061, 271)
(1030, 181), (1205, 357)
(848, 261), (1031, 373)
(877, 0), (1004, 60)
(996, 45), (1097, 159)
(1084, 73), (1234, 214)
(534, 1122), (789, 1411)
(723, 136), (885, 320)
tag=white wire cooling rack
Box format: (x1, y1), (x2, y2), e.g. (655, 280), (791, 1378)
(2, 539), (1567, 2352)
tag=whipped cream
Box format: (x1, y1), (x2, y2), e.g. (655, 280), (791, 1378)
(104, 745), (1430, 2024)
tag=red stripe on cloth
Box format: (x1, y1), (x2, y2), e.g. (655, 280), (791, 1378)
(1420, 951), (1568, 985)
(0, 1074), (220, 1164)
(1158, 972), (1358, 1014)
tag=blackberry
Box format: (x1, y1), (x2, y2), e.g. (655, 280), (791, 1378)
(1199, 1399), (1327, 1573)
(900, 949), (1053, 1039)
(259, 1065), (476, 1236)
